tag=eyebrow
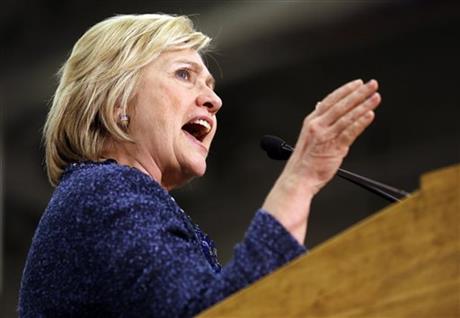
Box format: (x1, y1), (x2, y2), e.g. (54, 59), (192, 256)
(174, 59), (216, 89)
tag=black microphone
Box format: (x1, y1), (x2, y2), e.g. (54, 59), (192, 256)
(260, 135), (293, 160)
(260, 135), (410, 203)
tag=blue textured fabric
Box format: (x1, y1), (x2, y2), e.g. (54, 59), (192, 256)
(19, 160), (306, 317)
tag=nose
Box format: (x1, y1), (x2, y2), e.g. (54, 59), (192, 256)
(196, 87), (222, 114)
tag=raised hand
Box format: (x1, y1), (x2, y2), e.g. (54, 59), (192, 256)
(262, 79), (381, 244)
(288, 79), (380, 194)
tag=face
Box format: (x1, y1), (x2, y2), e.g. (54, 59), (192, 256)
(127, 48), (222, 189)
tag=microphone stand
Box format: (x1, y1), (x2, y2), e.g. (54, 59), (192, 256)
(261, 135), (411, 203)
(336, 168), (410, 203)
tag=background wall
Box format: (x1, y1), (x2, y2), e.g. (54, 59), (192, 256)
(1, 0), (459, 316)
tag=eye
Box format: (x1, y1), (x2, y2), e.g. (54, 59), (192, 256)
(175, 68), (191, 81)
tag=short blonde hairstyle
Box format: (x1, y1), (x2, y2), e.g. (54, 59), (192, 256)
(44, 14), (211, 186)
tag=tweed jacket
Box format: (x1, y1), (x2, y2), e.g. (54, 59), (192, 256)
(19, 160), (305, 317)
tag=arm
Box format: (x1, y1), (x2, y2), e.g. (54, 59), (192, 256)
(263, 79), (381, 244)
(85, 184), (305, 317)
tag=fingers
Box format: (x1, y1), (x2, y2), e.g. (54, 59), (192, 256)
(315, 79), (363, 115)
(338, 110), (375, 146)
(328, 91), (381, 136)
(321, 79), (378, 126)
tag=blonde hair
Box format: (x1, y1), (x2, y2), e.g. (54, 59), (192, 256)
(44, 14), (211, 186)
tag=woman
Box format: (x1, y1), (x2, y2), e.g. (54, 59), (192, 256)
(19, 14), (381, 317)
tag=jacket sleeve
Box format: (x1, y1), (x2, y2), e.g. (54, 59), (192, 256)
(86, 189), (306, 317)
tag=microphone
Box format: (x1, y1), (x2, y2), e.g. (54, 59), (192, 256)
(260, 135), (410, 203)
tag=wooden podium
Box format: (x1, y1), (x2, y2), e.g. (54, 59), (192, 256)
(199, 164), (460, 317)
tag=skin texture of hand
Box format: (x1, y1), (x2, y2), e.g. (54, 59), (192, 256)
(262, 79), (381, 244)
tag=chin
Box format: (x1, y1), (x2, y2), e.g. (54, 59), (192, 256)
(189, 160), (207, 178)
(177, 159), (207, 186)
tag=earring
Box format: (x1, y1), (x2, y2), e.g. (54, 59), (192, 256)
(119, 114), (129, 127)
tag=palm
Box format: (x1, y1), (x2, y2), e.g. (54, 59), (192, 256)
(288, 79), (380, 194)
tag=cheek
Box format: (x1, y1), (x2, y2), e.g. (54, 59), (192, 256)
(136, 90), (169, 125)
(155, 81), (186, 114)
(132, 80), (190, 139)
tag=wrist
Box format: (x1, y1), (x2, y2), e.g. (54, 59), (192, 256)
(262, 174), (315, 244)
(277, 170), (317, 200)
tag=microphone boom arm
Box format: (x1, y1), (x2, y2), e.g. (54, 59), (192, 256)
(260, 135), (410, 203)
(336, 168), (408, 203)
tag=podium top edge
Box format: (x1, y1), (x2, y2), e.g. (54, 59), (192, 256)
(420, 163), (460, 190)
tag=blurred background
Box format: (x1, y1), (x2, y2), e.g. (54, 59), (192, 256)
(1, 0), (459, 316)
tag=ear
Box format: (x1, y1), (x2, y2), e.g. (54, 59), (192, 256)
(113, 103), (123, 119)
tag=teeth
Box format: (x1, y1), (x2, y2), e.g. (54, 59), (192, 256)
(192, 119), (211, 132)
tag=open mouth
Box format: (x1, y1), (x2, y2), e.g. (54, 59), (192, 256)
(182, 118), (212, 142)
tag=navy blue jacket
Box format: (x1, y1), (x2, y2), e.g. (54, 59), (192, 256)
(19, 160), (305, 317)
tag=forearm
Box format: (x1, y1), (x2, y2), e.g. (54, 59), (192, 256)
(183, 210), (306, 316)
(262, 170), (314, 245)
